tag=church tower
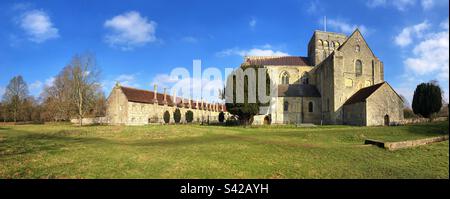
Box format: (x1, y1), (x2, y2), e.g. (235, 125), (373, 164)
(307, 30), (347, 66)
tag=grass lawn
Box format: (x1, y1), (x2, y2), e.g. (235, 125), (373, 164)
(0, 121), (448, 179)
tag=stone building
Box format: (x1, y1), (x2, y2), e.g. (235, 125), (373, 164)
(248, 29), (403, 126)
(106, 84), (226, 125)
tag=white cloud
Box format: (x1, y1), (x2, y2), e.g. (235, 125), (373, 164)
(151, 74), (178, 89)
(249, 18), (257, 29)
(0, 86), (5, 98)
(366, 0), (387, 8)
(151, 75), (223, 102)
(217, 45), (289, 57)
(19, 9), (59, 43)
(45, 77), (55, 87)
(397, 19), (449, 103)
(366, 0), (447, 10)
(29, 80), (43, 96)
(322, 18), (369, 35)
(181, 36), (198, 43)
(104, 11), (157, 50)
(395, 21), (430, 47)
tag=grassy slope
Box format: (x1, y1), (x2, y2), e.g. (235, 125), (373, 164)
(0, 122), (448, 179)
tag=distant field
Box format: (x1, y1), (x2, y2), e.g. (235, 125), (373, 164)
(0, 122), (448, 179)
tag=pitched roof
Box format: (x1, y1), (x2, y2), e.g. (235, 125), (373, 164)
(278, 84), (321, 97)
(119, 86), (225, 111)
(343, 82), (385, 105)
(245, 56), (311, 66)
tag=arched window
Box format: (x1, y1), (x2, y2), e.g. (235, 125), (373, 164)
(355, 45), (360, 52)
(308, 102), (313, 113)
(355, 60), (362, 77)
(323, 40), (329, 48)
(281, 72), (289, 84)
(283, 101), (289, 111)
(330, 41), (334, 48)
(317, 40), (323, 48)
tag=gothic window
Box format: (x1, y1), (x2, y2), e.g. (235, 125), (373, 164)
(283, 101), (289, 112)
(355, 45), (360, 52)
(308, 102), (314, 113)
(355, 60), (363, 77)
(318, 40), (323, 48)
(281, 72), (289, 84)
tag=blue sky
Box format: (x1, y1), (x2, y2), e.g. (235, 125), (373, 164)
(0, 0), (448, 104)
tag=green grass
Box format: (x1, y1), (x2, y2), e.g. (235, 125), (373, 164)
(0, 121), (448, 179)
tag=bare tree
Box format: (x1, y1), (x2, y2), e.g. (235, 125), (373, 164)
(41, 66), (74, 121)
(2, 76), (29, 122)
(67, 53), (101, 126)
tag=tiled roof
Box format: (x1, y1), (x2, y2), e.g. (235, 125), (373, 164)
(245, 56), (311, 66)
(278, 84), (321, 97)
(343, 82), (385, 105)
(119, 86), (225, 111)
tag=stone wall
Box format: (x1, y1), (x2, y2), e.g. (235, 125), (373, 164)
(271, 96), (322, 124)
(343, 102), (366, 126)
(365, 83), (404, 126)
(106, 86), (129, 125)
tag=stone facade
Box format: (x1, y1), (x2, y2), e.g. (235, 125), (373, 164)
(106, 85), (227, 125)
(246, 29), (403, 126)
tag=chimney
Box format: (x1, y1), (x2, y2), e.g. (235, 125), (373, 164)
(163, 88), (167, 104)
(173, 88), (177, 106)
(153, 84), (158, 103)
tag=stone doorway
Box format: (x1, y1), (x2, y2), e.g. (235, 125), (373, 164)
(384, 115), (390, 126)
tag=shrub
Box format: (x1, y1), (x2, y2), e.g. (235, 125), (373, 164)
(173, 108), (181, 123)
(185, 110), (193, 123)
(403, 108), (418, 119)
(218, 112), (225, 123)
(163, 111), (170, 124)
(412, 82), (443, 118)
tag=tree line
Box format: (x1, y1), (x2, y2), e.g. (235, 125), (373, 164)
(0, 53), (106, 125)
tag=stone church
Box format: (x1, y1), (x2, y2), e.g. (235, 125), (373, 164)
(249, 29), (404, 126)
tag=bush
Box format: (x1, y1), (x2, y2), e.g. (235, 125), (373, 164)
(185, 110), (193, 123)
(173, 108), (181, 123)
(403, 108), (418, 119)
(412, 82), (443, 118)
(225, 116), (240, 126)
(163, 111), (170, 124)
(218, 112), (225, 123)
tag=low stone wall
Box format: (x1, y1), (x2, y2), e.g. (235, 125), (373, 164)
(394, 117), (448, 126)
(70, 117), (109, 125)
(365, 135), (449, 151)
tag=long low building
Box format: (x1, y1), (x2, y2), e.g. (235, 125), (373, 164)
(106, 83), (227, 125)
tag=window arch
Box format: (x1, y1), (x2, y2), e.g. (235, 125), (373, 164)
(355, 60), (363, 77)
(283, 101), (289, 111)
(317, 40), (323, 48)
(323, 40), (329, 48)
(335, 41), (340, 48)
(308, 102), (314, 113)
(355, 45), (360, 52)
(281, 71), (290, 84)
